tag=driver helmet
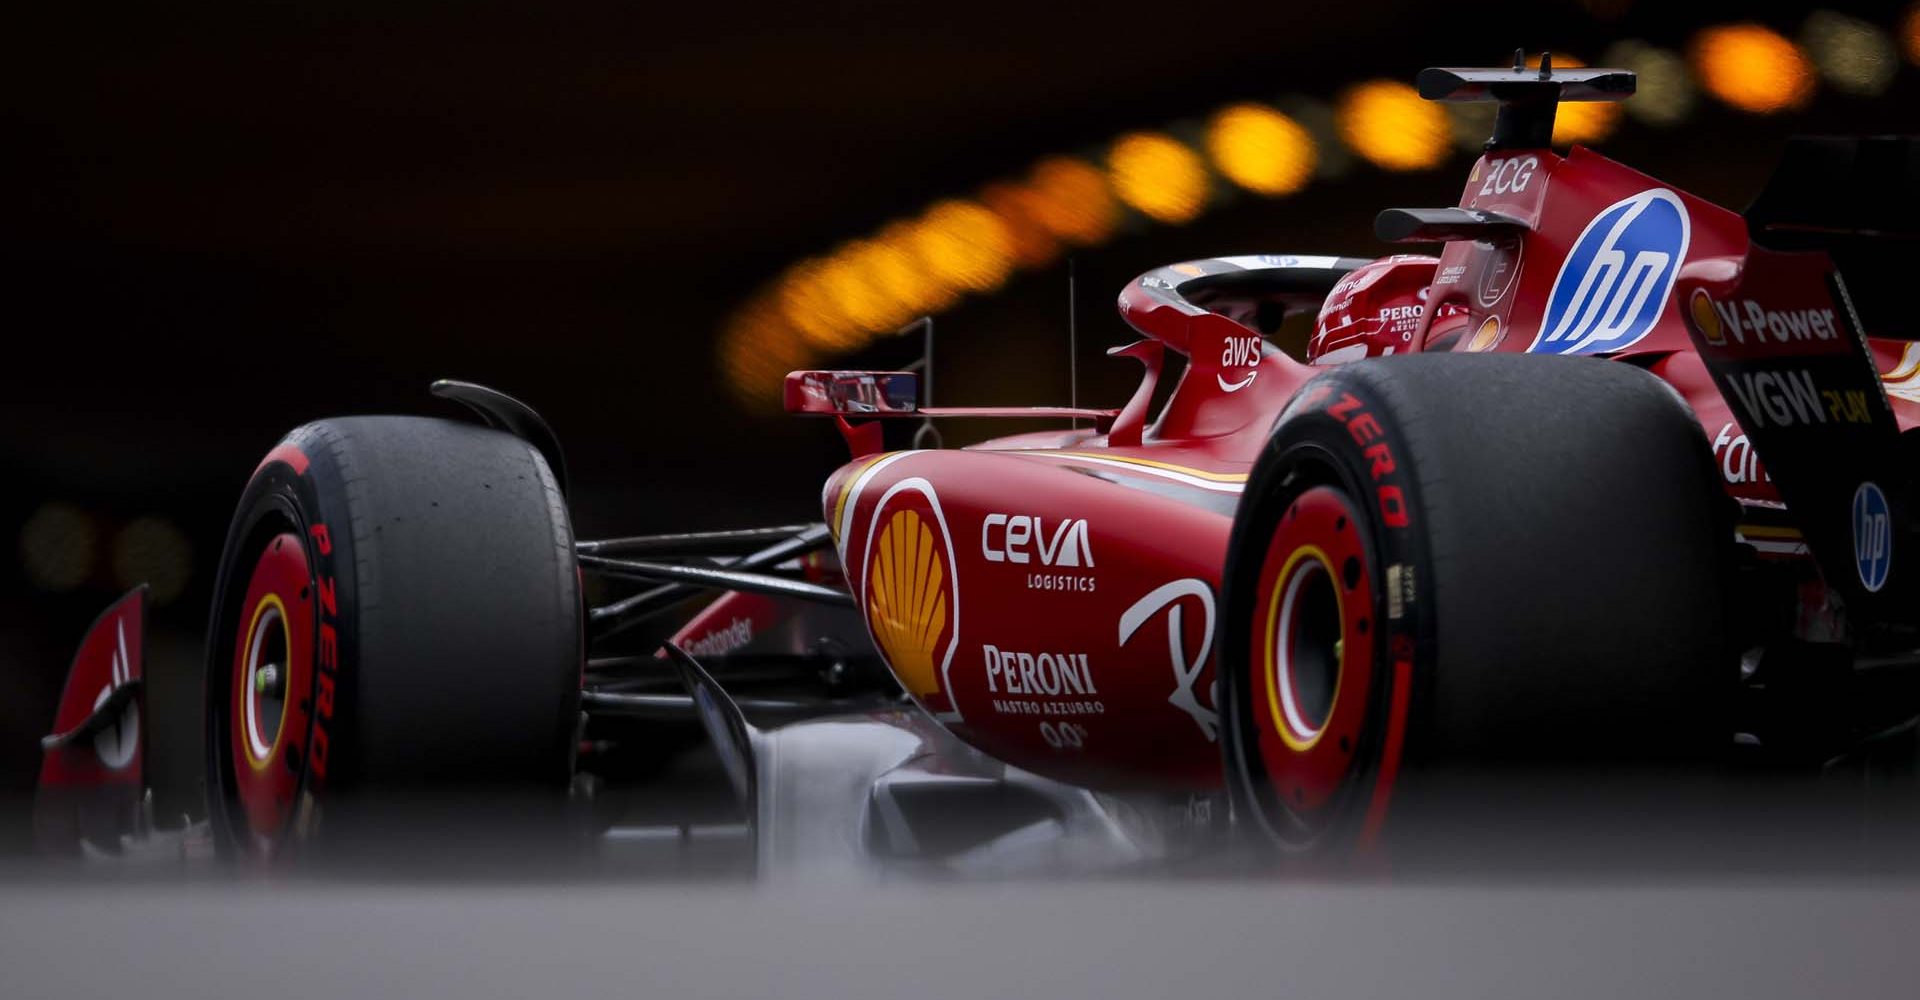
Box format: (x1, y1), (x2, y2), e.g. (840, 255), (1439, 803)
(1308, 255), (1463, 365)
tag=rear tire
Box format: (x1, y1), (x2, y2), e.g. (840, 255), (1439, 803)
(1219, 354), (1734, 854)
(205, 416), (582, 856)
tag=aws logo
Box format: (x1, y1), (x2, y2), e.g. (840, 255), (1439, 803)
(1217, 334), (1263, 392)
(861, 481), (962, 719)
(1530, 188), (1690, 356)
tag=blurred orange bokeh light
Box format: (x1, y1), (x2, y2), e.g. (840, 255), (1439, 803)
(1206, 103), (1317, 196)
(1335, 80), (1451, 171)
(1691, 24), (1815, 113)
(860, 230), (952, 320)
(815, 245), (904, 335)
(1022, 157), (1117, 246)
(909, 200), (1014, 295)
(1523, 53), (1622, 145)
(980, 182), (1062, 270)
(1108, 132), (1209, 224)
(722, 295), (815, 411)
(777, 261), (861, 350)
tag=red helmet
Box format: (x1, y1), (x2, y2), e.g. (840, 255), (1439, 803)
(1308, 255), (1463, 365)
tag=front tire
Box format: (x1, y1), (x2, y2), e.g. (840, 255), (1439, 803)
(1220, 354), (1733, 853)
(205, 416), (582, 855)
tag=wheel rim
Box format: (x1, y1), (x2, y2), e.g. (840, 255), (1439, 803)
(229, 531), (316, 846)
(1249, 484), (1377, 824)
(1273, 553), (1341, 748)
(242, 598), (289, 761)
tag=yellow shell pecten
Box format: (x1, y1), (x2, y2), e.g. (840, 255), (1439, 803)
(868, 509), (947, 699)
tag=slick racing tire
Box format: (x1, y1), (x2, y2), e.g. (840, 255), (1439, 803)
(1219, 354), (1733, 854)
(205, 416), (581, 856)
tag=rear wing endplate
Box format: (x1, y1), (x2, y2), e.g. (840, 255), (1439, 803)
(1678, 249), (1911, 618)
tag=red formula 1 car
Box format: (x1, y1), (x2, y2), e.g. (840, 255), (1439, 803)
(37, 58), (1920, 869)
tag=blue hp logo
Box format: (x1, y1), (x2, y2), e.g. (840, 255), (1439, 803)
(1529, 189), (1691, 355)
(1853, 481), (1893, 593)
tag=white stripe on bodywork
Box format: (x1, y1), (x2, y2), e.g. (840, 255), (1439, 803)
(835, 451), (919, 564)
(1021, 453), (1246, 494)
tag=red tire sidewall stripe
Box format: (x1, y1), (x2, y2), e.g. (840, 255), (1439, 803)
(1358, 657), (1413, 849)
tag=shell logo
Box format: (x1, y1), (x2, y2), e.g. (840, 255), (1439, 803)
(1689, 288), (1724, 346)
(867, 509), (949, 700)
(1465, 315), (1502, 352)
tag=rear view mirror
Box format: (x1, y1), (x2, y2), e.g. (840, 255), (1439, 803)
(783, 371), (920, 416)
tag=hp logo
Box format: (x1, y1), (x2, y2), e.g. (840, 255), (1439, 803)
(1530, 188), (1691, 356)
(1853, 481), (1893, 593)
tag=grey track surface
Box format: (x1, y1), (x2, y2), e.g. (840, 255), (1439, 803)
(5, 877), (1919, 1000)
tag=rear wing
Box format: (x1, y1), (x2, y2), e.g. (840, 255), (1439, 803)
(1744, 136), (1920, 340)
(1417, 52), (1634, 150)
(1745, 136), (1920, 242)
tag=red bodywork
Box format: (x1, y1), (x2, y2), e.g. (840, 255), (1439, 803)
(789, 141), (1920, 793)
(35, 587), (148, 849)
(39, 587), (147, 791)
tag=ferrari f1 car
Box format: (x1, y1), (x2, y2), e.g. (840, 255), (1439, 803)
(37, 57), (1920, 869)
